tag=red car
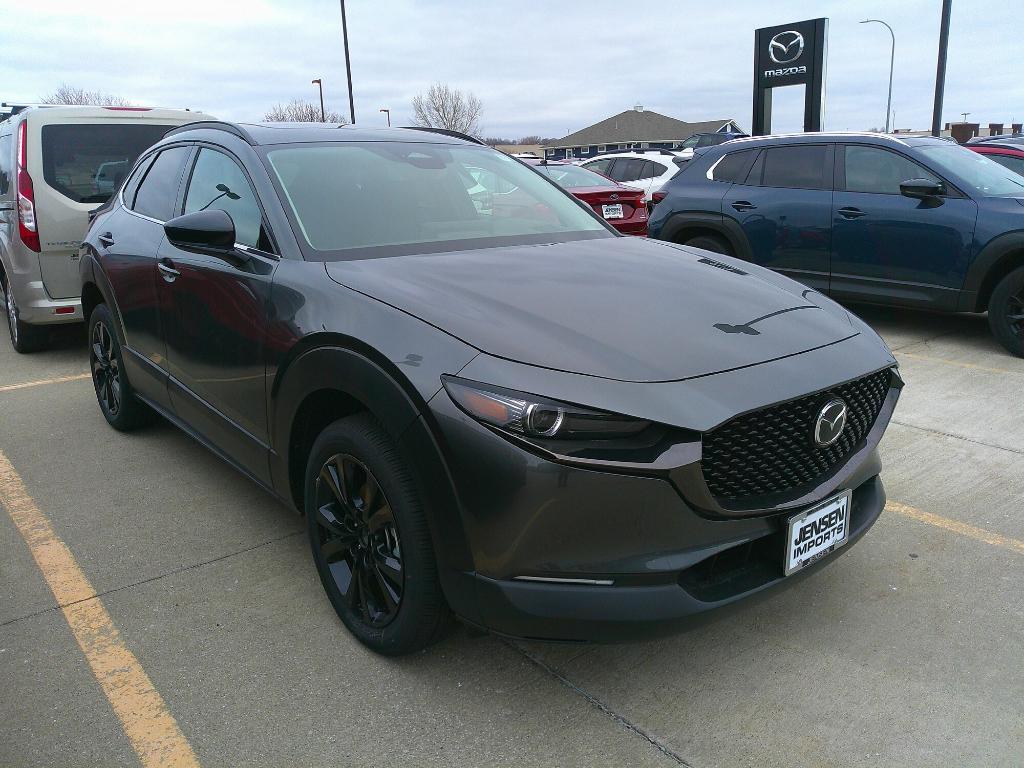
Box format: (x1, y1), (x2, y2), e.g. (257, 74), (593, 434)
(525, 159), (648, 235)
(966, 141), (1024, 178)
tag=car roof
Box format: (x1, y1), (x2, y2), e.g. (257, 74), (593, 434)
(163, 121), (484, 147)
(710, 132), (956, 151)
(968, 142), (1024, 154)
(0, 105), (212, 127)
(581, 151), (679, 161)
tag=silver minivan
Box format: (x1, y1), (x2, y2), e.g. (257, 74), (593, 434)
(0, 105), (212, 351)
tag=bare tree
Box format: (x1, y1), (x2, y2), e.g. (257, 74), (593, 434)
(518, 135), (543, 145)
(40, 83), (132, 106)
(411, 83), (482, 137)
(264, 99), (347, 123)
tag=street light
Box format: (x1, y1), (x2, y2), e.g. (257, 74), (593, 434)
(311, 78), (325, 122)
(379, 108), (390, 127)
(860, 19), (895, 134)
(961, 112), (971, 123)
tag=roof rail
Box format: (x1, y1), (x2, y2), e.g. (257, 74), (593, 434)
(399, 126), (486, 145)
(163, 120), (255, 145)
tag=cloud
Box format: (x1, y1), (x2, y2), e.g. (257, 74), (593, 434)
(1, 0), (1020, 138)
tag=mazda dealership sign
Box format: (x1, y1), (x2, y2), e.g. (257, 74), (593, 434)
(753, 18), (828, 134)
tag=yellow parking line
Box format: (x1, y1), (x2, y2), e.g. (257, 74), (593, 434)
(897, 351), (1018, 375)
(0, 372), (92, 393)
(0, 450), (200, 768)
(886, 500), (1024, 556)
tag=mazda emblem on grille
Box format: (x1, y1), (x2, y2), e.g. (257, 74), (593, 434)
(813, 399), (848, 448)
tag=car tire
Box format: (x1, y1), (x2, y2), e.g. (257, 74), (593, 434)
(2, 274), (48, 353)
(988, 266), (1024, 358)
(683, 234), (733, 256)
(88, 304), (157, 430)
(304, 413), (451, 656)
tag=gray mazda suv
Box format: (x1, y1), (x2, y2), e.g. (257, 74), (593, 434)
(80, 121), (901, 654)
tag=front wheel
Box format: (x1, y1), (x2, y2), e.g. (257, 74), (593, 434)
(987, 266), (1024, 358)
(88, 304), (156, 430)
(304, 413), (450, 655)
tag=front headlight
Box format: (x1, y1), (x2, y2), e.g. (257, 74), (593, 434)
(442, 377), (650, 440)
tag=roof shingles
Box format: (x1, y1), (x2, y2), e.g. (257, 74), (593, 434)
(544, 110), (738, 148)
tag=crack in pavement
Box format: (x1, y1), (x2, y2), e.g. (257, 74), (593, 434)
(1, 529), (304, 628)
(891, 418), (1024, 457)
(505, 640), (694, 767)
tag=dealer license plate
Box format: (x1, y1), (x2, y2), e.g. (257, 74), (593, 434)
(784, 490), (852, 575)
(602, 203), (624, 219)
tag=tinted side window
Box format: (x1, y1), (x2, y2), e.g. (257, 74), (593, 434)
(612, 158), (645, 182)
(636, 161), (657, 180)
(584, 158), (612, 175)
(132, 146), (191, 221)
(184, 149), (263, 249)
(121, 155), (154, 208)
(0, 135), (11, 195)
(844, 145), (940, 194)
(761, 145), (828, 190)
(650, 161), (668, 177)
(712, 150), (756, 182)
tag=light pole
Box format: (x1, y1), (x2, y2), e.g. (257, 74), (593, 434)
(339, 0), (356, 124)
(379, 108), (390, 127)
(931, 0), (953, 137)
(860, 19), (894, 133)
(311, 78), (325, 121)
(961, 112), (970, 123)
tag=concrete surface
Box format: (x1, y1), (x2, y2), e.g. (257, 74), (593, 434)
(1, 306), (1021, 767)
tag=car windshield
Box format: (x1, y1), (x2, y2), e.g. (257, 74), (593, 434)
(40, 123), (173, 204)
(918, 144), (1024, 197)
(265, 142), (609, 258)
(535, 163), (615, 189)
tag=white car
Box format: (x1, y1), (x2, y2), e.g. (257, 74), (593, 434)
(579, 151), (685, 201)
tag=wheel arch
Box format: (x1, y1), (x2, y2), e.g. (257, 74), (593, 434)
(657, 211), (752, 261)
(270, 337), (476, 578)
(961, 232), (1024, 312)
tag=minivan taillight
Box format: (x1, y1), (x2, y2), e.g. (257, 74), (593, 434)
(16, 120), (40, 252)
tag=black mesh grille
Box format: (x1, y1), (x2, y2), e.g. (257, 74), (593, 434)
(701, 368), (893, 505)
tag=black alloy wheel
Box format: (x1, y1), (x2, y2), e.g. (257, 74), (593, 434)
(91, 320), (122, 418)
(304, 414), (450, 655)
(312, 453), (404, 627)
(988, 266), (1024, 358)
(88, 304), (155, 430)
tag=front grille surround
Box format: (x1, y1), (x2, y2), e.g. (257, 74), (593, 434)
(700, 368), (894, 506)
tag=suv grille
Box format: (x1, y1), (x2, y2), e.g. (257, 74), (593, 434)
(701, 368), (893, 505)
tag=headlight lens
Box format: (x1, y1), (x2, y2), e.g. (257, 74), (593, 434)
(443, 377), (650, 439)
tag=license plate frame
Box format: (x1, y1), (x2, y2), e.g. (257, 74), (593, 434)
(602, 203), (624, 219)
(784, 490), (852, 576)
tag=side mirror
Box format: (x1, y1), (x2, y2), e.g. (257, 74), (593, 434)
(164, 209), (236, 254)
(900, 178), (945, 200)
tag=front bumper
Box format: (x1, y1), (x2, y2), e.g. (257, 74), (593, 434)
(428, 384), (891, 642)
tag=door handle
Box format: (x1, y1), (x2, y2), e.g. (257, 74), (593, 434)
(158, 259), (180, 281)
(837, 206), (866, 219)
(731, 200), (757, 211)
(97, 232), (115, 247)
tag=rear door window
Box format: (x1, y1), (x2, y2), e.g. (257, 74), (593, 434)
(760, 145), (829, 190)
(131, 146), (191, 221)
(610, 158), (645, 182)
(40, 123), (174, 204)
(584, 158), (612, 175)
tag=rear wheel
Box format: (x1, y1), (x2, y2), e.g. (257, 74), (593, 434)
(305, 413), (450, 655)
(682, 233), (733, 256)
(89, 304), (156, 430)
(988, 266), (1024, 357)
(2, 275), (48, 353)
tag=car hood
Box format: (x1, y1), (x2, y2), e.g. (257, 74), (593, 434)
(325, 237), (860, 382)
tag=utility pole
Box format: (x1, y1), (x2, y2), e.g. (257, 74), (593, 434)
(379, 108), (391, 127)
(340, 0), (356, 124)
(931, 0), (953, 136)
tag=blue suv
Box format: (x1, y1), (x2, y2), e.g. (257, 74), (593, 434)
(649, 133), (1024, 356)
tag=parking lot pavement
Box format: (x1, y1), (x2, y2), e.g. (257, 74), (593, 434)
(1, 306), (1022, 768)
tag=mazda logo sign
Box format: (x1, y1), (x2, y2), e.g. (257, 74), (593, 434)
(769, 30), (804, 64)
(813, 399), (848, 448)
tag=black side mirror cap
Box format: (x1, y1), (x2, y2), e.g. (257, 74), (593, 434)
(164, 209), (236, 253)
(900, 178), (945, 200)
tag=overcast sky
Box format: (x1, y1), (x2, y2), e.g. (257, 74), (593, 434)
(2, 0), (1020, 139)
